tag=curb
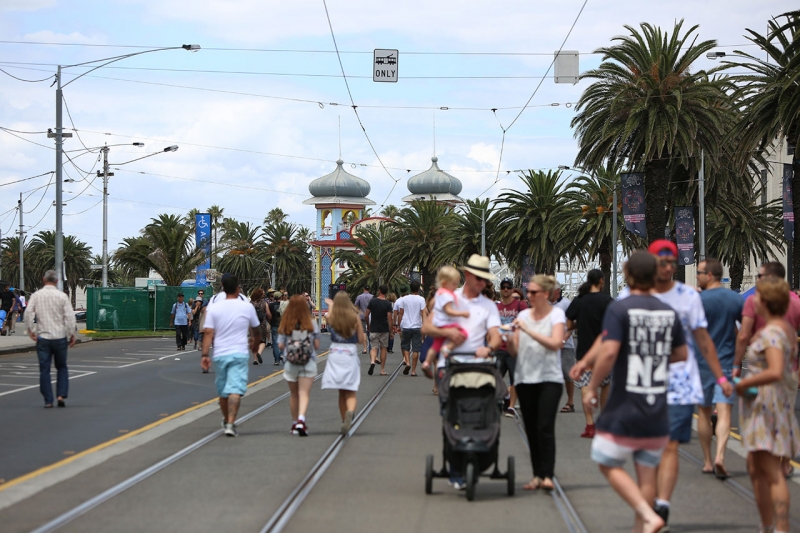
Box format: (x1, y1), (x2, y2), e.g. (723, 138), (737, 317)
(0, 338), (89, 358)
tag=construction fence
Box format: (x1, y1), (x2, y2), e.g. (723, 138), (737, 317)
(86, 286), (213, 331)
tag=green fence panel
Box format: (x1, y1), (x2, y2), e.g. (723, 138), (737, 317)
(86, 287), (152, 331)
(154, 286), (213, 330)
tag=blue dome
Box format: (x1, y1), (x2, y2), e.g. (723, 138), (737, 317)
(308, 160), (371, 198)
(407, 157), (462, 195)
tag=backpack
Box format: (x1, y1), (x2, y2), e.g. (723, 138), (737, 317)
(254, 301), (266, 323)
(285, 328), (313, 365)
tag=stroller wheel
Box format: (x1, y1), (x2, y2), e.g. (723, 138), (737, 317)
(425, 454), (434, 494)
(507, 456), (515, 496)
(465, 462), (476, 501)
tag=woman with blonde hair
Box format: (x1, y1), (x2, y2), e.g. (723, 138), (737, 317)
(322, 291), (367, 434)
(278, 295), (320, 437)
(737, 275), (800, 533)
(512, 274), (567, 492)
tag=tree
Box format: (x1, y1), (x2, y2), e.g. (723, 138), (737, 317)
(263, 207), (288, 227)
(0, 235), (34, 291)
(571, 20), (732, 244)
(215, 221), (267, 294)
(493, 170), (572, 275)
(450, 199), (500, 265)
(262, 221), (311, 294)
(728, 11), (800, 284)
(183, 208), (201, 233)
(385, 200), (458, 294)
(380, 205), (400, 219)
(206, 205), (225, 266)
(335, 224), (406, 298)
(26, 230), (93, 307)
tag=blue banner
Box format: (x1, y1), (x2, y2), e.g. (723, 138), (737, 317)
(195, 213), (212, 286)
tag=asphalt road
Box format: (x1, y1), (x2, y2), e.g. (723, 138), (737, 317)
(0, 336), (330, 483)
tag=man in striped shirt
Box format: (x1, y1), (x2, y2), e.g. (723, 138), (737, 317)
(24, 270), (77, 408)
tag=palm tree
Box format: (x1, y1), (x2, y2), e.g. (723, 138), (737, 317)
(335, 224), (406, 298)
(571, 20), (732, 244)
(215, 221), (267, 293)
(263, 207), (288, 227)
(493, 170), (572, 275)
(450, 199), (500, 265)
(728, 11), (800, 283)
(0, 235), (34, 291)
(112, 236), (152, 281)
(26, 230), (93, 307)
(206, 205), (225, 266)
(262, 221), (311, 294)
(385, 200), (458, 294)
(183, 208), (201, 233)
(380, 205), (400, 219)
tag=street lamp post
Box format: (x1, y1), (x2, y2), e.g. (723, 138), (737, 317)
(18, 193), (24, 292)
(51, 44), (199, 290)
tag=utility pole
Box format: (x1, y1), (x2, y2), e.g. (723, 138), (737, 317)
(48, 66), (72, 292)
(481, 209), (486, 257)
(699, 149), (706, 261)
(97, 145), (113, 288)
(18, 194), (25, 291)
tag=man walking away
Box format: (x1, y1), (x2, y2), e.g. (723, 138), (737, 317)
(497, 277), (527, 417)
(269, 291), (284, 365)
(24, 270), (77, 408)
(170, 293), (192, 351)
(584, 252), (688, 533)
(355, 286), (374, 355)
(550, 282), (576, 414)
(201, 274), (260, 437)
(396, 280), (426, 376)
(364, 285), (393, 376)
(696, 258), (743, 480)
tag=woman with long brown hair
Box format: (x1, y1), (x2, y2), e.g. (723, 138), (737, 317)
(322, 291), (367, 434)
(278, 295), (320, 437)
(250, 288), (271, 366)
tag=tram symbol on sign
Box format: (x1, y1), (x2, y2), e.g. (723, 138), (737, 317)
(375, 53), (396, 65)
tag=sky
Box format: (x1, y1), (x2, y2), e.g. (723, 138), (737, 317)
(0, 0), (795, 258)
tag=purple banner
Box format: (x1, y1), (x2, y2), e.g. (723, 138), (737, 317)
(674, 206), (695, 266)
(621, 172), (646, 236)
(783, 164), (794, 242)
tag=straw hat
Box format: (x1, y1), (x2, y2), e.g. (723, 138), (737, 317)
(461, 254), (496, 280)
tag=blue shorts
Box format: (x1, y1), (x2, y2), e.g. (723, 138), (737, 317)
(213, 354), (249, 398)
(668, 404), (694, 443)
(699, 367), (734, 407)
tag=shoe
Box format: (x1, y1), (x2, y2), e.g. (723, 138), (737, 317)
(368, 363), (375, 375)
(341, 410), (354, 435)
(221, 418), (226, 429)
(448, 477), (466, 490)
(504, 407), (516, 418)
(403, 365), (411, 375)
(503, 397), (510, 411)
(267, 342), (272, 347)
(202, 368), (209, 373)
(280, 356), (285, 364)
(194, 343), (197, 349)
(295, 420), (308, 437)
(256, 352), (263, 364)
(274, 361), (280, 366)
(290, 422), (299, 435)
(253, 360), (259, 365)
(653, 503), (669, 525)
(387, 350), (394, 354)
(224, 423), (238, 437)
(580, 424), (596, 439)
(57, 399), (66, 408)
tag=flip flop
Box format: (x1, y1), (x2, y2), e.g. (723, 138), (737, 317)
(702, 468), (714, 475)
(368, 363), (375, 376)
(713, 464), (729, 480)
(410, 372), (417, 376)
(379, 372), (388, 376)
(785, 464), (795, 479)
(560, 404), (575, 413)
(403, 366), (410, 375)
(523, 478), (541, 491)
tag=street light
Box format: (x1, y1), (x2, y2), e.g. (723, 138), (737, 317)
(706, 51), (726, 60)
(50, 44), (200, 291)
(98, 143), (179, 287)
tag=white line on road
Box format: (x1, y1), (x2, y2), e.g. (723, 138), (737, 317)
(159, 350), (197, 360)
(117, 359), (155, 368)
(0, 372), (96, 397)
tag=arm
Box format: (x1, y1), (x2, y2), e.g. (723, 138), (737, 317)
(569, 334), (602, 380)
(363, 308), (371, 332)
(671, 344), (688, 363)
(734, 315), (755, 378)
(736, 346), (783, 393)
(64, 296), (77, 347)
(170, 305), (175, 327)
(475, 327), (501, 358)
(513, 317), (566, 352)
(24, 297), (36, 342)
(201, 328), (215, 371)
(395, 308), (404, 333)
(443, 302), (470, 318)
(356, 321), (367, 346)
(694, 327), (733, 397)
(582, 340), (620, 412)
(421, 310), (467, 345)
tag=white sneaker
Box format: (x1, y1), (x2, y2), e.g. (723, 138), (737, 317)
(224, 423), (238, 437)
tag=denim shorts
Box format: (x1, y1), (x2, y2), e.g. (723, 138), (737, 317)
(699, 367), (734, 407)
(213, 354), (249, 398)
(668, 403), (695, 443)
(591, 432), (668, 469)
(283, 359), (317, 382)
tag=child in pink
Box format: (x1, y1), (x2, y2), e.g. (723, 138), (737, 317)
(422, 266), (469, 377)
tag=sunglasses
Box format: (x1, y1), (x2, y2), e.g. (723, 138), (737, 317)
(658, 259), (678, 267)
(527, 289), (545, 296)
(500, 285), (513, 290)
(757, 273), (765, 279)
(198, 292), (204, 295)
(696, 270), (707, 275)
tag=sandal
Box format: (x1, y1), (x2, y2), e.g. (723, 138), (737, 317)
(540, 478), (554, 491)
(713, 464), (729, 480)
(560, 404), (575, 413)
(523, 477), (542, 491)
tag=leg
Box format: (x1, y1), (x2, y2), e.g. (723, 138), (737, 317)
(579, 385), (595, 426)
(536, 382), (563, 484)
(338, 390), (348, 420)
(53, 338), (69, 401)
(508, 384), (517, 409)
(411, 351), (419, 375)
(379, 347), (387, 373)
(370, 344), (378, 364)
(749, 452), (775, 530)
(271, 328), (281, 363)
(297, 376), (313, 419)
(515, 383), (541, 486)
(753, 451), (790, 532)
(714, 403), (732, 470)
(387, 333), (394, 353)
(697, 406), (714, 472)
(175, 326), (181, 348)
(599, 381), (611, 408)
(36, 339), (54, 406)
(343, 390), (357, 413)
(225, 394), (241, 424)
(564, 380), (574, 408)
(656, 440), (680, 502)
(219, 397), (229, 421)
(287, 380), (299, 421)
(599, 465), (664, 533)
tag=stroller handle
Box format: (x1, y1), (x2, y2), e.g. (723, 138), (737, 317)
(448, 351), (497, 365)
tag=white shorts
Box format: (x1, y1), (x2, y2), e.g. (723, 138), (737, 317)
(283, 359), (317, 382)
(590, 432), (668, 469)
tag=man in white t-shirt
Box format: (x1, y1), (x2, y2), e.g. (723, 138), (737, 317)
(201, 274), (261, 437)
(396, 281), (426, 376)
(619, 240), (732, 527)
(550, 283), (576, 412)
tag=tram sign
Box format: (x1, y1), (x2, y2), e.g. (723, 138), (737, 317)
(373, 49), (398, 82)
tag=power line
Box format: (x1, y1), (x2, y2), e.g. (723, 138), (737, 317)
(0, 67), (53, 83)
(0, 171), (54, 188)
(25, 203), (52, 233)
(111, 168), (308, 196)
(64, 198), (103, 216)
(0, 127), (54, 150)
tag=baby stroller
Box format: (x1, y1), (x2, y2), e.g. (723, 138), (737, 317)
(424, 354), (515, 501)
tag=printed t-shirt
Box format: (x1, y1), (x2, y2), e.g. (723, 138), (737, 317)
(171, 302), (191, 326)
(699, 287), (743, 368)
(367, 297), (393, 333)
(743, 291), (800, 334)
(552, 296), (574, 349)
(565, 292), (613, 360)
(399, 294), (426, 329)
(204, 298), (260, 358)
(595, 295), (686, 438)
(619, 282), (706, 405)
(497, 299), (528, 351)
(514, 307), (567, 385)
(437, 289), (501, 369)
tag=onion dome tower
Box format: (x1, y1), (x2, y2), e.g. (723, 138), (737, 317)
(402, 156), (464, 205)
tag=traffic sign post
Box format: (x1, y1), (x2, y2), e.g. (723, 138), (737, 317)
(373, 49), (398, 82)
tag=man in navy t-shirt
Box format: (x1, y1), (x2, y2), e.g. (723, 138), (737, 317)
(583, 251), (688, 533)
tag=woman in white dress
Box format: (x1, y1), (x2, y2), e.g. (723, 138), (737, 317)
(322, 291), (367, 434)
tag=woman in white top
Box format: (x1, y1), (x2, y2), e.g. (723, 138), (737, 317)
(512, 274), (567, 492)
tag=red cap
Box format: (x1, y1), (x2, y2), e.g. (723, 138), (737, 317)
(648, 239), (678, 257)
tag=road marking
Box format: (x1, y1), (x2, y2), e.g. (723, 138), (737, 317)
(0, 372), (96, 397)
(0, 352), (329, 493)
(102, 357), (139, 361)
(116, 359), (156, 368)
(159, 350), (196, 360)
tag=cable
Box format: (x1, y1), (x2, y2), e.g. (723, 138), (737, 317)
(111, 168), (308, 196)
(22, 173), (54, 213)
(0, 127), (54, 150)
(4, 208), (18, 237)
(62, 95), (99, 154)
(0, 126), (49, 135)
(0, 67), (53, 82)
(64, 198), (103, 216)
(25, 203), (52, 233)
(0, 171), (54, 188)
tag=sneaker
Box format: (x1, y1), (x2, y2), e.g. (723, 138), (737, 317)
(448, 477), (466, 490)
(504, 407), (517, 418)
(224, 423), (238, 437)
(653, 503), (669, 525)
(341, 410), (354, 435)
(580, 424), (596, 439)
(290, 422), (298, 435)
(295, 420), (308, 437)
(503, 397), (511, 411)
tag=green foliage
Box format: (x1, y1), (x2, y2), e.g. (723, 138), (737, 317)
(25, 230), (93, 307)
(335, 225), (407, 298)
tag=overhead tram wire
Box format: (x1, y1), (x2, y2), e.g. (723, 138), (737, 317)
(63, 95), (100, 153)
(0, 67), (53, 82)
(0, 170), (54, 188)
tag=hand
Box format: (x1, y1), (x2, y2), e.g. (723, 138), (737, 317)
(29, 331), (38, 342)
(201, 355), (211, 372)
(732, 367), (741, 379)
(582, 388), (599, 414)
(69, 335), (77, 347)
(444, 327), (467, 346)
(720, 380), (734, 398)
(569, 360), (587, 381)
(475, 346), (492, 358)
